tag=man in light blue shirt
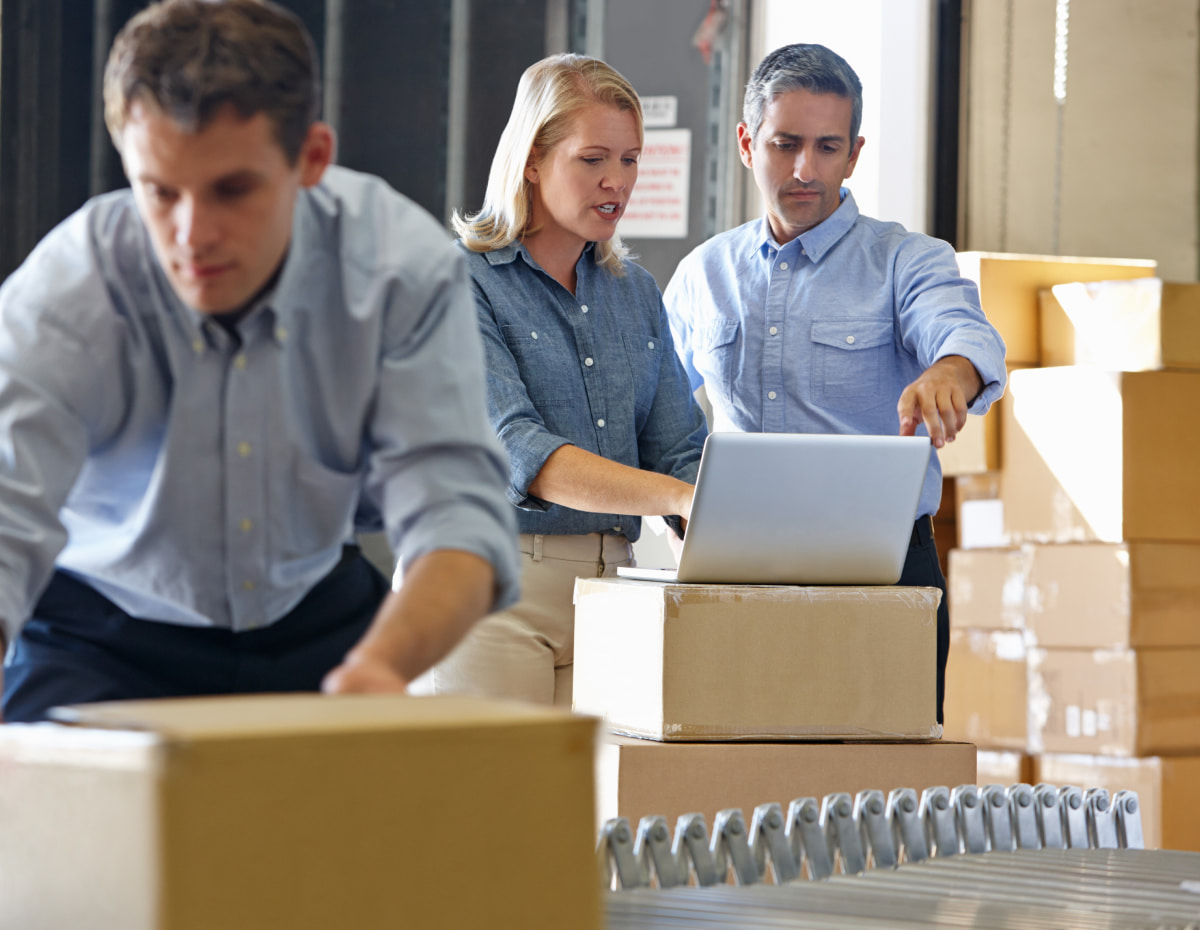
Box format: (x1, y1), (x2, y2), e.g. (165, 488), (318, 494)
(664, 44), (1007, 724)
(0, 0), (519, 721)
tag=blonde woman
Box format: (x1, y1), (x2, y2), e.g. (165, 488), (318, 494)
(407, 54), (707, 706)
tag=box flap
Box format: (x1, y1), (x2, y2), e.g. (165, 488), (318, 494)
(50, 693), (590, 741)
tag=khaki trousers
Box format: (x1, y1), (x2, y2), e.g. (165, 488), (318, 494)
(406, 532), (633, 707)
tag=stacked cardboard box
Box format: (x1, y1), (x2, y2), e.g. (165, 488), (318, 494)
(944, 265), (1200, 850)
(572, 578), (976, 830)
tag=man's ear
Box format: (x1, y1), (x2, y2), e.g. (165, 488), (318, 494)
(736, 122), (754, 169)
(844, 135), (866, 180)
(298, 121), (336, 187)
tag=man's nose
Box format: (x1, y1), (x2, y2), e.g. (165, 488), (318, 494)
(794, 148), (818, 184)
(174, 197), (219, 250)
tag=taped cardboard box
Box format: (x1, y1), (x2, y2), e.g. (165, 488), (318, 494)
(976, 749), (1032, 787)
(955, 473), (1004, 550)
(1028, 646), (1200, 757)
(943, 629), (1028, 750)
(1040, 278), (1200, 370)
(1002, 367), (1200, 543)
(1034, 752), (1200, 851)
(955, 252), (1157, 365)
(597, 735), (976, 833)
(1025, 542), (1200, 648)
(947, 547), (1027, 630)
(936, 399), (1000, 476)
(573, 578), (940, 741)
(0, 694), (601, 930)
(937, 366), (1031, 479)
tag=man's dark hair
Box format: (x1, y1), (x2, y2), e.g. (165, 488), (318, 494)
(104, 0), (320, 164)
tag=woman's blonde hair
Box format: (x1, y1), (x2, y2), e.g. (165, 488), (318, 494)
(453, 54), (643, 275)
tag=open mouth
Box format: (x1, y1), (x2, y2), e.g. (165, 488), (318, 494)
(596, 203), (621, 216)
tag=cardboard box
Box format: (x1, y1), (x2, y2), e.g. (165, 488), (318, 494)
(937, 401), (1000, 476)
(976, 749), (1032, 786)
(955, 252), (1157, 365)
(0, 694), (601, 930)
(944, 629), (1028, 750)
(1034, 752), (1200, 851)
(1025, 542), (1200, 648)
(938, 366), (1032, 479)
(597, 735), (977, 832)
(573, 578), (940, 741)
(1040, 279), (1200, 370)
(1028, 646), (1200, 757)
(1002, 367), (1200, 543)
(955, 473), (1004, 550)
(948, 547), (1027, 630)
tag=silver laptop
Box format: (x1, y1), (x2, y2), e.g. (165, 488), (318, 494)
(617, 432), (932, 585)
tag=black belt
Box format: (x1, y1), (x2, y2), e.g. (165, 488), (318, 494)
(910, 515), (934, 548)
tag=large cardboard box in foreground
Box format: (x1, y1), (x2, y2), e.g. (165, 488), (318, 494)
(1025, 542), (1200, 648)
(1028, 646), (1200, 757)
(597, 735), (976, 831)
(1002, 367), (1200, 543)
(943, 629), (1028, 750)
(573, 578), (940, 740)
(0, 694), (601, 930)
(955, 252), (1157, 365)
(1034, 752), (1200, 851)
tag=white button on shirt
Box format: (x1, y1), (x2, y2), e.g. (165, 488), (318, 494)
(846, 335), (856, 345)
(585, 357), (594, 367)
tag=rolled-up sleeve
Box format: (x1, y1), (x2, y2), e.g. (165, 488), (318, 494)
(473, 283), (571, 511)
(894, 239), (1008, 415)
(365, 250), (521, 611)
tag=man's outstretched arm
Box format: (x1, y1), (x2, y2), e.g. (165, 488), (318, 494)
(321, 549), (495, 694)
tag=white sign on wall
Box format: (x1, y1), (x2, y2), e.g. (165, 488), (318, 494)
(620, 128), (691, 240)
(639, 95), (679, 128)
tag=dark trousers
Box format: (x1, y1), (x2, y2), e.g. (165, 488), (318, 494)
(897, 515), (950, 725)
(2, 547), (390, 723)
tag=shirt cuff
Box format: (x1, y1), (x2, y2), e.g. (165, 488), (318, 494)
(503, 432), (573, 511)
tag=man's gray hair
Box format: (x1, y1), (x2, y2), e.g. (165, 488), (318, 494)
(742, 44), (862, 144)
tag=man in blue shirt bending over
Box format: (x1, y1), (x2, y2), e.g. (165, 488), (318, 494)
(0, 0), (520, 721)
(664, 43), (1007, 725)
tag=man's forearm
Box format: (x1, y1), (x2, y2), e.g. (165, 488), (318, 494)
(326, 549), (495, 691)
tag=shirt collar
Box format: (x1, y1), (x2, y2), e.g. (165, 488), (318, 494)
(480, 238), (598, 271)
(753, 187), (860, 263)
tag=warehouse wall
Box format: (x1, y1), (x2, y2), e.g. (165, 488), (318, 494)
(962, 0), (1200, 281)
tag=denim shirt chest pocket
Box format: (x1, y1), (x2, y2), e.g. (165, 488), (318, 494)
(499, 324), (575, 408)
(810, 318), (895, 412)
(619, 330), (663, 419)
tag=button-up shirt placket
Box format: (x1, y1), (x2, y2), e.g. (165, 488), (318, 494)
(761, 241), (796, 433)
(219, 313), (275, 632)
